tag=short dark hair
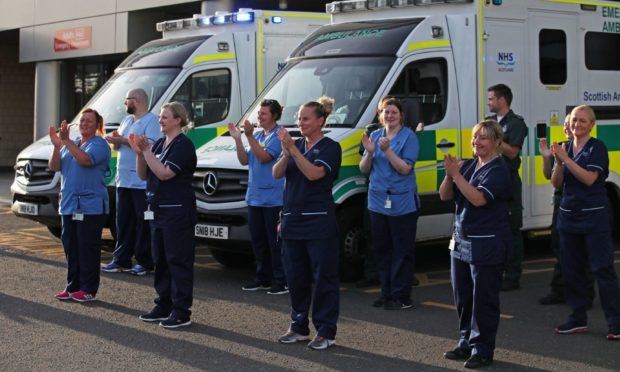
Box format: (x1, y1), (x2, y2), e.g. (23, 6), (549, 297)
(488, 83), (513, 106)
(260, 99), (283, 121)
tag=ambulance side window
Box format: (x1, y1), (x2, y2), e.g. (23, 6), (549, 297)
(539, 29), (567, 84)
(585, 32), (620, 71)
(387, 58), (447, 129)
(171, 69), (231, 127)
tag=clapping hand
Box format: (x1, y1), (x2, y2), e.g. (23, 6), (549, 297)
(551, 142), (568, 163)
(227, 122), (241, 140)
(538, 138), (551, 158)
(242, 120), (254, 137)
(361, 132), (375, 154)
(105, 130), (123, 145)
(277, 127), (293, 157)
(58, 121), (70, 142)
(128, 134), (149, 156)
(378, 137), (390, 152)
(443, 154), (462, 179)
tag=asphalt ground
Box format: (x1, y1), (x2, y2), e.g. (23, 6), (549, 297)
(1, 170), (619, 371)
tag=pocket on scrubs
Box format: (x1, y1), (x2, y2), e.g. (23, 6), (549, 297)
(558, 207), (609, 234)
(469, 235), (505, 265)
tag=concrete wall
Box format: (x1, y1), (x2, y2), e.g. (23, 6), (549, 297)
(0, 43), (34, 167)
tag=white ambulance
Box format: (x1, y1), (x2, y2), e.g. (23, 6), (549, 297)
(194, 0), (620, 278)
(11, 9), (329, 239)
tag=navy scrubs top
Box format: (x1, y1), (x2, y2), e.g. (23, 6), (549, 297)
(281, 136), (342, 240)
(451, 157), (512, 265)
(146, 134), (197, 227)
(557, 137), (609, 234)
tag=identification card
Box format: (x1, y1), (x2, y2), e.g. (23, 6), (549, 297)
(384, 197), (392, 209)
(144, 211), (154, 220)
(448, 239), (456, 251)
(72, 212), (84, 221)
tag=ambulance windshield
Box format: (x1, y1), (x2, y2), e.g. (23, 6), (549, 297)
(244, 56), (393, 127)
(70, 67), (179, 131)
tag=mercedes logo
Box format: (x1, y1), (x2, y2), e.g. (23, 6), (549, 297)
(23, 161), (33, 180)
(203, 171), (219, 196)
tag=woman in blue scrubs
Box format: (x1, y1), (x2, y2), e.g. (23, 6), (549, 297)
(273, 97), (342, 350)
(439, 120), (512, 369)
(359, 97), (419, 310)
(229, 99), (286, 294)
(550, 105), (620, 340)
(49, 108), (110, 303)
(130, 102), (197, 329)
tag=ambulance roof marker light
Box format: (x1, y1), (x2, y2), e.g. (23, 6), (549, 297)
(194, 14), (211, 27)
(233, 11), (255, 23)
(213, 14), (232, 25)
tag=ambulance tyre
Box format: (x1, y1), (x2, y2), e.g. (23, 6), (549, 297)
(337, 206), (365, 282)
(210, 247), (254, 268)
(47, 226), (62, 239)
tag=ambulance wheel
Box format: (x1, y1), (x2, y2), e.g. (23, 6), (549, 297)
(210, 247), (254, 268)
(47, 226), (62, 239)
(338, 207), (365, 282)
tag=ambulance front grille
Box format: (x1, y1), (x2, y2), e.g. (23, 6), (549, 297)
(14, 159), (56, 187)
(193, 168), (248, 203)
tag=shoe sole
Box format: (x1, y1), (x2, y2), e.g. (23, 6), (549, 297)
(55, 295), (72, 301)
(101, 268), (122, 273)
(554, 326), (588, 334)
(607, 334), (620, 340)
(72, 297), (96, 303)
(139, 315), (168, 322)
(278, 335), (310, 344)
(130, 271), (152, 276)
(308, 340), (336, 350)
(267, 291), (289, 295)
(159, 320), (192, 329)
(242, 287), (270, 291)
(384, 305), (414, 310)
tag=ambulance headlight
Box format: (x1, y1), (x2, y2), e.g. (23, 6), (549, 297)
(233, 12), (254, 23)
(196, 16), (211, 27)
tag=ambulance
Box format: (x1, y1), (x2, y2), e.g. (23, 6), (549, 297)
(194, 0), (620, 279)
(10, 9), (329, 239)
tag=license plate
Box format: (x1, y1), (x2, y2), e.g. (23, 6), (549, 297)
(18, 202), (38, 216)
(194, 224), (229, 240)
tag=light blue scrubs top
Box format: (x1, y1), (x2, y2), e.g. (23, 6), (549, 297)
(245, 126), (284, 207)
(59, 136), (111, 215)
(366, 126), (419, 216)
(116, 112), (161, 189)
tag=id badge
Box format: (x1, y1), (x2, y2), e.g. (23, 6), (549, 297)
(384, 197), (392, 209)
(144, 210), (154, 220)
(448, 238), (456, 251)
(72, 212), (84, 221)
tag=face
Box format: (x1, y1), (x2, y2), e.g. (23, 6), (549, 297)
(472, 128), (499, 159)
(487, 91), (501, 114)
(380, 104), (402, 128)
(79, 112), (99, 138)
(570, 109), (594, 139)
(159, 107), (181, 134)
(257, 105), (275, 128)
(563, 115), (573, 140)
(124, 95), (137, 115)
(297, 106), (323, 138)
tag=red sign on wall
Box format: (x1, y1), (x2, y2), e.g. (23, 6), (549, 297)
(54, 26), (92, 52)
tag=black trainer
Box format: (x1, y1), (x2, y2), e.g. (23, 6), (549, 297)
(242, 282), (270, 291)
(444, 347), (471, 361)
(139, 307), (170, 323)
(160, 316), (192, 329)
(554, 321), (588, 334)
(384, 299), (414, 310)
(267, 285), (289, 295)
(464, 354), (493, 369)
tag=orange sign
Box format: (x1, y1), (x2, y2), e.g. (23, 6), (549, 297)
(54, 26), (92, 52)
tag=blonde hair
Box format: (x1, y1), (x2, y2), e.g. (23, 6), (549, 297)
(161, 102), (189, 127)
(571, 105), (596, 125)
(472, 119), (503, 155)
(301, 96), (335, 127)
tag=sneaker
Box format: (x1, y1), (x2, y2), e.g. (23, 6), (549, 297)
(159, 316), (192, 329)
(101, 262), (130, 273)
(307, 335), (335, 350)
(139, 307), (170, 323)
(607, 330), (620, 340)
(444, 347), (471, 361)
(267, 285), (289, 295)
(539, 292), (565, 305)
(242, 282), (270, 291)
(384, 299), (414, 310)
(554, 321), (588, 334)
(71, 290), (96, 303)
(277, 330), (310, 344)
(54, 290), (72, 301)
(372, 297), (388, 308)
(129, 264), (153, 276)
(464, 354), (493, 369)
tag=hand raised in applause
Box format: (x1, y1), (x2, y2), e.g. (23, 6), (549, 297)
(58, 121), (70, 143)
(105, 130), (123, 145)
(277, 127), (293, 157)
(443, 154), (462, 179)
(128, 134), (149, 156)
(551, 141), (568, 163)
(242, 120), (254, 137)
(378, 137), (390, 152)
(538, 138), (551, 158)
(49, 124), (62, 149)
(227, 122), (241, 140)
(361, 132), (375, 154)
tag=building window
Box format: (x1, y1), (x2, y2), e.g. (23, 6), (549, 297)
(585, 32), (620, 71)
(172, 69), (231, 127)
(539, 29), (567, 85)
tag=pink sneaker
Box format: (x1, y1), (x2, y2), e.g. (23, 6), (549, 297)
(54, 290), (72, 301)
(71, 290), (96, 302)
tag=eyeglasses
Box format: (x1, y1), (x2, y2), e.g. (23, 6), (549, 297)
(124, 97), (137, 102)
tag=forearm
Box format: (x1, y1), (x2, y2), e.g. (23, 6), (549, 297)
(550, 163), (564, 189)
(289, 146), (326, 181)
(384, 148), (413, 175)
(272, 155), (288, 179)
(233, 137), (248, 165)
(63, 140), (92, 167)
(452, 174), (486, 207)
(501, 142), (519, 160)
(359, 153), (372, 174)
(247, 135), (273, 163)
(542, 155), (552, 180)
(136, 155), (147, 180)
(143, 150), (175, 181)
(49, 147), (61, 172)
(439, 175), (454, 201)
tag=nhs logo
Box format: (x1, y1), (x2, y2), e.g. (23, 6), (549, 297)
(496, 52), (516, 72)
